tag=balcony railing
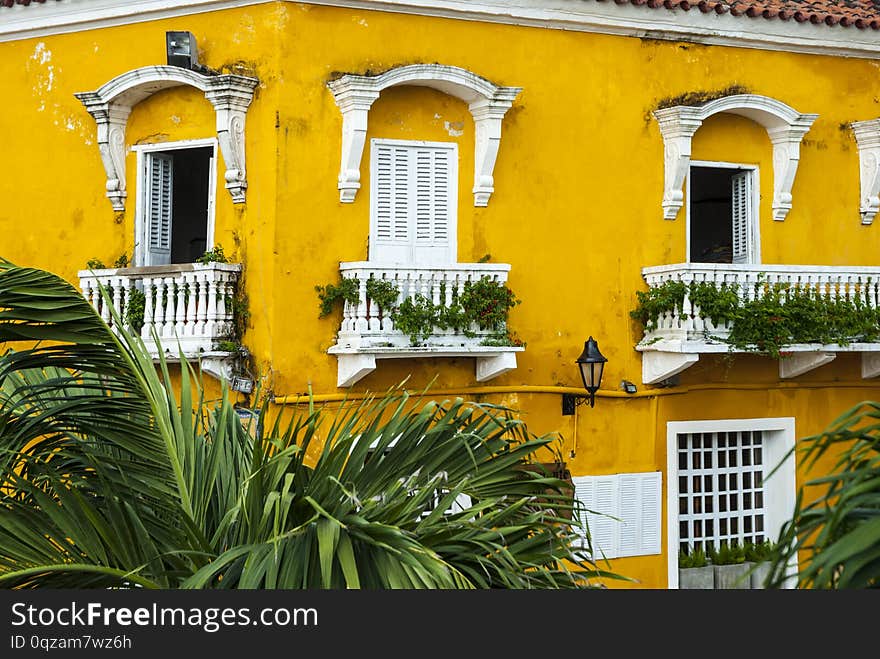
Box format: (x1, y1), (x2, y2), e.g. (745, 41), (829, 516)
(78, 262), (241, 359)
(637, 263), (880, 383)
(328, 261), (523, 387)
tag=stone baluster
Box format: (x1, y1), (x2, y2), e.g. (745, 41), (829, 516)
(142, 278), (154, 339)
(354, 277), (368, 334)
(163, 277), (176, 339)
(184, 274), (198, 337)
(176, 277), (187, 337)
(195, 273), (208, 336)
(216, 274), (229, 338)
(205, 276), (218, 338)
(680, 272), (693, 334)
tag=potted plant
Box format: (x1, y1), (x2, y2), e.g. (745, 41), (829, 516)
(678, 546), (713, 589)
(744, 539), (775, 589)
(709, 541), (750, 589)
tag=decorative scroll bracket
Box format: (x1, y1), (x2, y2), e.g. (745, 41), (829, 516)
(328, 64), (521, 206)
(653, 95), (817, 222)
(852, 119), (880, 226)
(76, 66), (258, 211)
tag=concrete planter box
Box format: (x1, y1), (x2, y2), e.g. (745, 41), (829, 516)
(714, 562), (752, 589)
(749, 561), (772, 589)
(679, 566), (714, 589)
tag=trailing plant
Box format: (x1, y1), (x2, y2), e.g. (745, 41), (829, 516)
(86, 257), (107, 270)
(113, 253), (130, 269)
(679, 546), (709, 569)
(196, 244), (229, 264)
(480, 330), (525, 347)
(365, 278), (399, 311)
(632, 277), (880, 359)
(316, 277), (359, 318)
(630, 280), (687, 330)
(708, 541), (746, 566)
(391, 294), (438, 345)
(124, 288), (146, 333)
(459, 277), (520, 333)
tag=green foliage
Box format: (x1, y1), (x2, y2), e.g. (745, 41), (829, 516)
(316, 277), (359, 318)
(744, 540), (775, 563)
(766, 401), (880, 589)
(215, 340), (240, 352)
(459, 277), (520, 333)
(391, 294), (437, 345)
(679, 546), (709, 568)
(365, 278), (399, 311)
(708, 541), (746, 566)
(317, 275), (521, 347)
(630, 280), (687, 330)
(0, 258), (625, 589)
(196, 244), (229, 264)
(124, 288), (146, 333)
(86, 257), (106, 270)
(632, 277), (880, 359)
(113, 253), (130, 269)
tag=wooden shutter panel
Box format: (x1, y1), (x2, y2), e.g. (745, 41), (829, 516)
(572, 472), (662, 559)
(731, 170), (752, 265)
(145, 153), (173, 266)
(370, 140), (457, 264)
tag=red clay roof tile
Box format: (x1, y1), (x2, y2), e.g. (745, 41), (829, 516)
(594, 0), (880, 29)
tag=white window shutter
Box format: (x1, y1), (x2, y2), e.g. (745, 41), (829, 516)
(731, 170), (752, 265)
(145, 153), (173, 266)
(370, 139), (457, 265)
(572, 472), (662, 559)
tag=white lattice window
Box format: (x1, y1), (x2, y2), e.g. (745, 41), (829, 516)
(676, 430), (766, 554)
(666, 417), (797, 589)
(571, 472), (662, 560)
(369, 139), (457, 265)
(688, 162), (759, 265)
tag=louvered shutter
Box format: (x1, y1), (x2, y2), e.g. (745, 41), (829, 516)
(572, 472), (662, 559)
(731, 170), (752, 265)
(144, 153), (173, 266)
(369, 139), (457, 265)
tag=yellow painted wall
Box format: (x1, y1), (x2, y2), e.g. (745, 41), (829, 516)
(1, 1), (879, 588)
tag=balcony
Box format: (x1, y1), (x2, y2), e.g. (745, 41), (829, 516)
(636, 263), (880, 383)
(328, 262), (524, 387)
(78, 263), (242, 371)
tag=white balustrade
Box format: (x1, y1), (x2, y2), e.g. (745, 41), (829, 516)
(78, 263), (241, 358)
(640, 262), (880, 345)
(332, 261), (512, 349)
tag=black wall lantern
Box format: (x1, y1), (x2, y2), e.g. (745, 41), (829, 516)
(562, 336), (607, 415)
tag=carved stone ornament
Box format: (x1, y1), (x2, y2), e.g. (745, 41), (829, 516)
(653, 95), (818, 222)
(327, 64), (521, 206)
(75, 66), (259, 210)
(852, 119), (880, 226)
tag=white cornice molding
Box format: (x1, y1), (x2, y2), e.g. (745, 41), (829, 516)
(653, 94), (817, 221)
(75, 65), (259, 210)
(2, 0), (880, 59)
(852, 119), (880, 225)
(327, 63), (521, 205)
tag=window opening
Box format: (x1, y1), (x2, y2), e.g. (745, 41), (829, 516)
(689, 165), (756, 264)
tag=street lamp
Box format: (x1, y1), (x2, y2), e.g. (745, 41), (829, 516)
(562, 336), (607, 415)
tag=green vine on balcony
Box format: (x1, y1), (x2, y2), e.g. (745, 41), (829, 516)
(631, 277), (880, 359)
(316, 275), (521, 347)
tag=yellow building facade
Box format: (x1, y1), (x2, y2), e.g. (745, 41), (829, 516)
(3, 0), (880, 588)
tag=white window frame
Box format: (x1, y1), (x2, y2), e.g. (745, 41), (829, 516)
(686, 160), (761, 265)
(132, 138), (218, 267)
(666, 417), (797, 589)
(368, 137), (458, 266)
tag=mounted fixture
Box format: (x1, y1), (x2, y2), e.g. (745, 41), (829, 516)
(562, 336), (607, 415)
(621, 380), (638, 394)
(166, 31), (199, 70)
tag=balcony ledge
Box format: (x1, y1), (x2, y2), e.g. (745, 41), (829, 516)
(329, 345), (524, 388)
